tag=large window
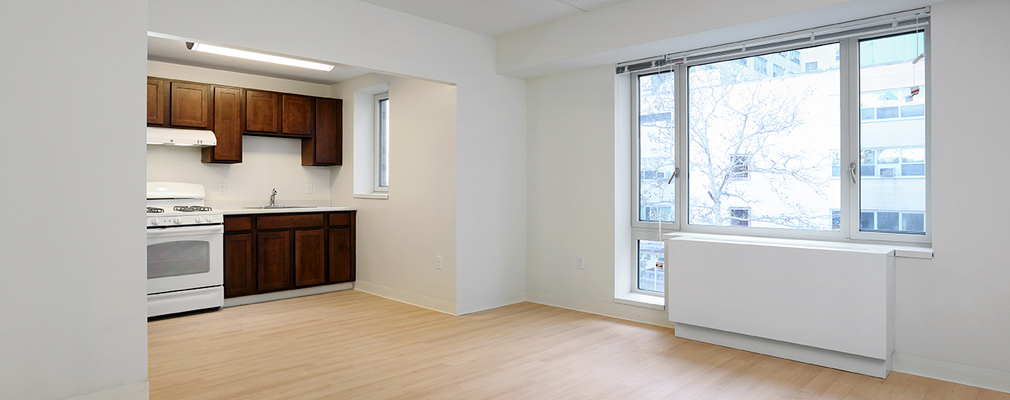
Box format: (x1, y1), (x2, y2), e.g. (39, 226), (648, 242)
(630, 22), (929, 246)
(688, 43), (840, 230)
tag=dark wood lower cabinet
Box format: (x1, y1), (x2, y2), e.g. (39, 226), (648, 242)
(294, 229), (326, 287)
(257, 231), (292, 292)
(223, 212), (355, 298)
(223, 232), (254, 297)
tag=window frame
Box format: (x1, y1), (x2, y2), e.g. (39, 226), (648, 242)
(373, 92), (390, 193)
(630, 25), (930, 246)
(633, 238), (666, 295)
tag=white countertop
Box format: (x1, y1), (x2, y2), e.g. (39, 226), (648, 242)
(219, 206), (356, 215)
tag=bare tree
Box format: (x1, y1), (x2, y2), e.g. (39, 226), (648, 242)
(688, 68), (831, 229)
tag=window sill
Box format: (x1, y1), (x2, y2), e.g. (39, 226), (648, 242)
(663, 232), (933, 259)
(353, 193), (388, 200)
(614, 292), (665, 310)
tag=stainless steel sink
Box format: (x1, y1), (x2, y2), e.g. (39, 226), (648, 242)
(242, 205), (318, 209)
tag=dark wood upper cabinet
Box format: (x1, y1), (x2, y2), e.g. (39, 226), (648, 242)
(245, 89), (279, 133)
(302, 98), (342, 166)
(282, 94), (314, 137)
(146, 76), (343, 166)
(202, 86), (243, 164)
(170, 82), (212, 129)
(147, 77), (166, 125)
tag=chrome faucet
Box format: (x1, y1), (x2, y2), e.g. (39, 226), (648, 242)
(269, 188), (277, 207)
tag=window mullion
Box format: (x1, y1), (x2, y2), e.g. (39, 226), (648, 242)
(631, 74), (643, 229)
(842, 38), (861, 239)
(675, 63), (690, 230)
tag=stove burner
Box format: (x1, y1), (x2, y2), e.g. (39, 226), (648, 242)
(173, 205), (213, 212)
(147, 207), (165, 213)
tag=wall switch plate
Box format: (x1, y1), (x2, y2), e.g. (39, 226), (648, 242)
(436, 255), (443, 270)
(218, 183), (227, 195)
(577, 255), (584, 269)
(306, 183), (313, 194)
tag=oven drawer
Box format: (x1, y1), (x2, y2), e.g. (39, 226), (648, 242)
(257, 214), (325, 230)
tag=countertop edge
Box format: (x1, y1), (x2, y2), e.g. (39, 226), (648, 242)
(220, 207), (357, 215)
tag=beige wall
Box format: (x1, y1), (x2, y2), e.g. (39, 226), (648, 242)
(332, 74), (459, 312)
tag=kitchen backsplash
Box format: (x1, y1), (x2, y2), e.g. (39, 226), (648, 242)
(147, 135), (334, 204)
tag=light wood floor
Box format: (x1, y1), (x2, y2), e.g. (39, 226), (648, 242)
(149, 290), (1008, 399)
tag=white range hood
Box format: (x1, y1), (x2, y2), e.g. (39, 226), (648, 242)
(147, 127), (217, 147)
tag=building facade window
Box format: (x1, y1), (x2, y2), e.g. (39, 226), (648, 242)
(729, 207), (751, 226)
(630, 25), (929, 244)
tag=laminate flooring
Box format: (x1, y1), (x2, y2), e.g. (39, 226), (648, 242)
(148, 290), (1009, 399)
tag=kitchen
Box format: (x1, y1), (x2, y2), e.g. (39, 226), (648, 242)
(144, 35), (463, 315)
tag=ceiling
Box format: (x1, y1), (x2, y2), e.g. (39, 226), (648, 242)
(147, 34), (369, 85)
(148, 0), (635, 84)
(358, 0), (636, 37)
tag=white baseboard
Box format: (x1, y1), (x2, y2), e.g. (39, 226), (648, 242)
(456, 290), (527, 315)
(526, 291), (675, 328)
(893, 353), (1010, 394)
(676, 323), (891, 378)
(223, 283), (353, 307)
(354, 281), (456, 315)
(70, 381), (149, 400)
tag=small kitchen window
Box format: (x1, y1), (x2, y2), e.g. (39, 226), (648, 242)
(375, 93), (390, 192)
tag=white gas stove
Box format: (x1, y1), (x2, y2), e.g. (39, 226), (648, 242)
(146, 182), (224, 317)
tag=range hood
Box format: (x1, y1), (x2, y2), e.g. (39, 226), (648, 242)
(147, 127), (217, 147)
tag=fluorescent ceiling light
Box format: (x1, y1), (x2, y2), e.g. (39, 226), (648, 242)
(186, 42), (334, 72)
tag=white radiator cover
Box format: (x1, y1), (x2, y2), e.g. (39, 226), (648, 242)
(667, 236), (895, 377)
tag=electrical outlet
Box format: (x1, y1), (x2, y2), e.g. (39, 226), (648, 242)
(218, 183), (227, 195)
(436, 255), (443, 270)
(306, 183), (313, 194)
(577, 255), (584, 269)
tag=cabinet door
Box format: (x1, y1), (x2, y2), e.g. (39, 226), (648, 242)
(282, 94), (313, 137)
(170, 82), (212, 128)
(328, 226), (354, 283)
(245, 90), (278, 133)
(257, 231), (291, 292)
(302, 98), (341, 166)
(202, 86), (243, 163)
(147, 77), (166, 125)
(224, 233), (254, 298)
(294, 229), (326, 287)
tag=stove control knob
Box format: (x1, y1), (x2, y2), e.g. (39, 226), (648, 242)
(195, 216), (203, 223)
(174, 217), (183, 224)
(205, 216), (214, 223)
(150, 218), (159, 226)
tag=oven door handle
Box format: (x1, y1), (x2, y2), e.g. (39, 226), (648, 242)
(147, 224), (224, 237)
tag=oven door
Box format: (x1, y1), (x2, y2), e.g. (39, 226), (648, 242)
(147, 224), (223, 296)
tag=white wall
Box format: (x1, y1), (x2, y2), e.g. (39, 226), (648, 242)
(522, 0), (1010, 392)
(148, 0), (528, 315)
(0, 1), (150, 399)
(146, 61), (334, 206)
(891, 0), (1010, 389)
(526, 66), (673, 326)
(332, 74), (459, 313)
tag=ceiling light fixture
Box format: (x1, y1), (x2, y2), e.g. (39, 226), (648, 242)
(185, 42), (334, 72)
